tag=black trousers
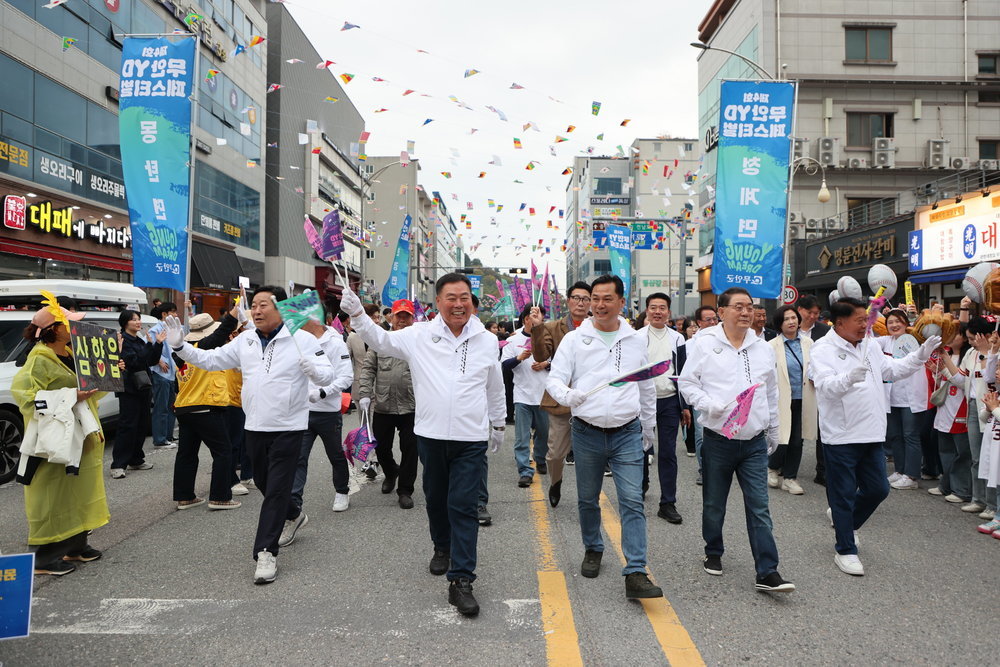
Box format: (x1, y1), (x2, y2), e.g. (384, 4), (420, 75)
(112, 391), (151, 469)
(246, 430), (305, 559)
(33, 531), (87, 568)
(173, 411), (233, 502)
(372, 412), (418, 496)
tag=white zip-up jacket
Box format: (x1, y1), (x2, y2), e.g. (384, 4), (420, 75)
(500, 329), (548, 405)
(678, 324), (779, 444)
(308, 328), (354, 413)
(174, 325), (333, 432)
(810, 329), (928, 445)
(350, 311), (506, 442)
(638, 324), (686, 399)
(546, 317), (656, 430)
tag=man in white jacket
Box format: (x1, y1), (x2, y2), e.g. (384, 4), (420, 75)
(810, 297), (940, 576)
(165, 286), (334, 585)
(277, 313), (354, 549)
(546, 275), (663, 600)
(678, 287), (794, 593)
(340, 273), (506, 617)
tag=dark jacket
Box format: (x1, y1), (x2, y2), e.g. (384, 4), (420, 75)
(806, 321), (830, 341)
(118, 331), (163, 395)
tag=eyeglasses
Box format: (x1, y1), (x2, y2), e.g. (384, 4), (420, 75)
(724, 304), (754, 313)
(699, 316), (718, 323)
(569, 295), (591, 303)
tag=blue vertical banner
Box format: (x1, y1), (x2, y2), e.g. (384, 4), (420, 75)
(0, 553), (34, 640)
(468, 274), (482, 297)
(711, 80), (795, 298)
(607, 224), (632, 307)
(119, 36), (196, 291)
(381, 214), (412, 305)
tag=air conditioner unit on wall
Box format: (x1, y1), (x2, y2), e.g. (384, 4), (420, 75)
(873, 137), (896, 168)
(818, 137), (840, 167)
(927, 139), (950, 168)
(824, 219), (842, 230)
(805, 218), (821, 230)
(788, 224), (805, 239)
(951, 157), (973, 170)
(793, 138), (808, 161)
(977, 159), (998, 170)
(846, 156), (868, 169)
(788, 211), (805, 223)
(806, 232), (821, 240)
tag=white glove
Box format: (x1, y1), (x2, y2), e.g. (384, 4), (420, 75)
(490, 426), (505, 453)
(917, 335), (942, 361)
(164, 315), (185, 349)
(340, 287), (364, 319)
(564, 389), (587, 408)
(358, 397), (371, 414)
(236, 304), (249, 325)
(298, 356), (324, 383)
(847, 365), (867, 385)
(642, 426), (656, 452)
(766, 425), (780, 456)
(308, 388), (323, 403)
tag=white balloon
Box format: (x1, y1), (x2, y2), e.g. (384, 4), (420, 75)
(837, 276), (863, 300)
(829, 289), (841, 306)
(867, 264), (898, 301)
(963, 262), (999, 303)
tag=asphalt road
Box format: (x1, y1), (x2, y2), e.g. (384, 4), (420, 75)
(0, 418), (995, 666)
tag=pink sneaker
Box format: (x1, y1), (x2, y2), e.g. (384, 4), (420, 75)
(978, 519), (1000, 534)
(993, 530), (1000, 540)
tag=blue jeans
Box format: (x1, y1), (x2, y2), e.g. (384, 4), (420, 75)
(417, 437), (486, 581)
(886, 406), (922, 479)
(514, 403), (549, 477)
(823, 442), (890, 555)
(150, 372), (176, 445)
(701, 429), (780, 578)
(655, 395), (681, 504)
(571, 418), (648, 575)
(693, 408), (704, 475)
(937, 431), (971, 500)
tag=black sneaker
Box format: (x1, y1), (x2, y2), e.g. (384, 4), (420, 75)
(429, 549), (450, 576)
(625, 572), (663, 599)
(518, 475), (533, 488)
(657, 503), (683, 524)
(703, 555), (722, 576)
(581, 550), (603, 578)
(536, 461), (547, 475)
(63, 547), (102, 562)
(813, 475), (826, 487)
(35, 560), (75, 576)
(381, 476), (396, 494)
(755, 571), (796, 593)
(448, 578), (480, 616)
(548, 479), (562, 508)
(398, 494), (414, 509)
(566, 451), (575, 465)
(695, 473), (703, 486)
(477, 505), (492, 526)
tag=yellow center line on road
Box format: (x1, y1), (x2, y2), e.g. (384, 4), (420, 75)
(600, 492), (705, 667)
(527, 478), (583, 667)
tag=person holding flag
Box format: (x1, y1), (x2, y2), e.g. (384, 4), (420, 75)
(545, 275), (663, 600)
(678, 287), (794, 593)
(163, 286), (334, 585)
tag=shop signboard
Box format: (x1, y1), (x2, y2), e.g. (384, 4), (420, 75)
(804, 220), (908, 276)
(909, 194), (1000, 272)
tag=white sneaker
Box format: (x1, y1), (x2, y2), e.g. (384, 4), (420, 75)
(887, 472), (903, 484)
(277, 513), (308, 547)
(962, 502), (987, 513)
(890, 476), (919, 490)
(253, 550), (277, 584)
(231, 483), (249, 496)
(242, 479), (257, 490)
(767, 470), (781, 489)
(834, 553), (865, 576)
(782, 478), (804, 495)
(110, 468), (126, 479)
(979, 509), (996, 520)
(333, 493), (350, 512)
(927, 487), (944, 496)
(943, 493), (964, 504)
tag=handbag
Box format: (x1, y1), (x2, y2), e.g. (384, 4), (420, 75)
(929, 374), (949, 407)
(127, 369), (152, 392)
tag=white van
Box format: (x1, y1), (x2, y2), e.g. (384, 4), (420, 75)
(0, 279), (155, 485)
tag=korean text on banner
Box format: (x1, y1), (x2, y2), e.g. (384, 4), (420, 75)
(607, 224), (632, 306)
(0, 553), (35, 640)
(468, 274), (482, 297)
(118, 36), (196, 291)
(71, 321), (124, 393)
(381, 214), (412, 306)
(711, 80), (795, 298)
(320, 210), (344, 260)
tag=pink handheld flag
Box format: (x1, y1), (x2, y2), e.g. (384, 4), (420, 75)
(721, 384), (761, 439)
(586, 360), (671, 396)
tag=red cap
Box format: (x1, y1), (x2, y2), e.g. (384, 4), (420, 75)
(391, 299), (415, 315)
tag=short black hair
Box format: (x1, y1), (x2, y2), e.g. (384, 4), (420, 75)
(435, 272), (472, 295)
(830, 297), (866, 325)
(591, 274), (624, 297)
(694, 305), (717, 322)
(645, 292), (671, 308)
(567, 281), (591, 298)
(382, 307), (392, 316)
(796, 295), (820, 311)
(967, 316), (993, 336)
(252, 285), (288, 302)
(718, 287), (751, 308)
(518, 304), (546, 323)
(471, 293), (480, 309)
(158, 301), (177, 314)
(753, 304), (766, 311)
(118, 309), (141, 329)
(771, 305), (801, 331)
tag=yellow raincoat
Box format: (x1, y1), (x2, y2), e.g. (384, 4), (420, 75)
(11, 343), (109, 545)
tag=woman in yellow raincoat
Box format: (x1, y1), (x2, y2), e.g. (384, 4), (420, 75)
(12, 301), (111, 576)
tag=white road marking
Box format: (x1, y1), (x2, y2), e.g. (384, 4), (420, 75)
(31, 598), (240, 634)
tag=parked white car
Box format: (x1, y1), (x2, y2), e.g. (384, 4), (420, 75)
(0, 279), (154, 485)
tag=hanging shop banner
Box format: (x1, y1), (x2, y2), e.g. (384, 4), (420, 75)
(381, 214), (412, 306)
(70, 321), (125, 393)
(607, 224), (632, 307)
(468, 274), (482, 297)
(710, 80), (795, 298)
(119, 36), (196, 291)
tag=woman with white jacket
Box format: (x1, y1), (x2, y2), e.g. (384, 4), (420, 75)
(767, 306), (817, 495)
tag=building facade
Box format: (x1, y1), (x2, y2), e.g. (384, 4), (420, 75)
(694, 0), (1000, 303)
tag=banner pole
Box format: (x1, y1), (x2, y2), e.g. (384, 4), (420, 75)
(184, 38), (200, 311)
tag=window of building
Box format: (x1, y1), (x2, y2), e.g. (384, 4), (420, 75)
(845, 26), (892, 62)
(846, 197), (894, 227)
(652, 142), (661, 153)
(35, 76), (87, 145)
(0, 52), (33, 121)
(594, 177), (621, 195)
(980, 90), (1000, 104)
(684, 142), (694, 152)
(366, 191), (376, 202)
(979, 54), (999, 75)
(981, 140), (999, 160)
(195, 162), (261, 250)
(847, 112), (893, 146)
(593, 259), (612, 274)
(86, 102), (119, 159)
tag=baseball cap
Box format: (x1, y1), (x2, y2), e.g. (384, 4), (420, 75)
(391, 299), (415, 315)
(31, 306), (85, 336)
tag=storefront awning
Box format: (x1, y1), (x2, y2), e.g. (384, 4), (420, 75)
(907, 268), (967, 285)
(191, 242), (243, 291)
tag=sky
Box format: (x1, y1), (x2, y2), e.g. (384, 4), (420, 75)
(284, 0), (713, 282)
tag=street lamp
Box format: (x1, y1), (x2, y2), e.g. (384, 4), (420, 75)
(790, 156), (831, 203)
(690, 42), (776, 80)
